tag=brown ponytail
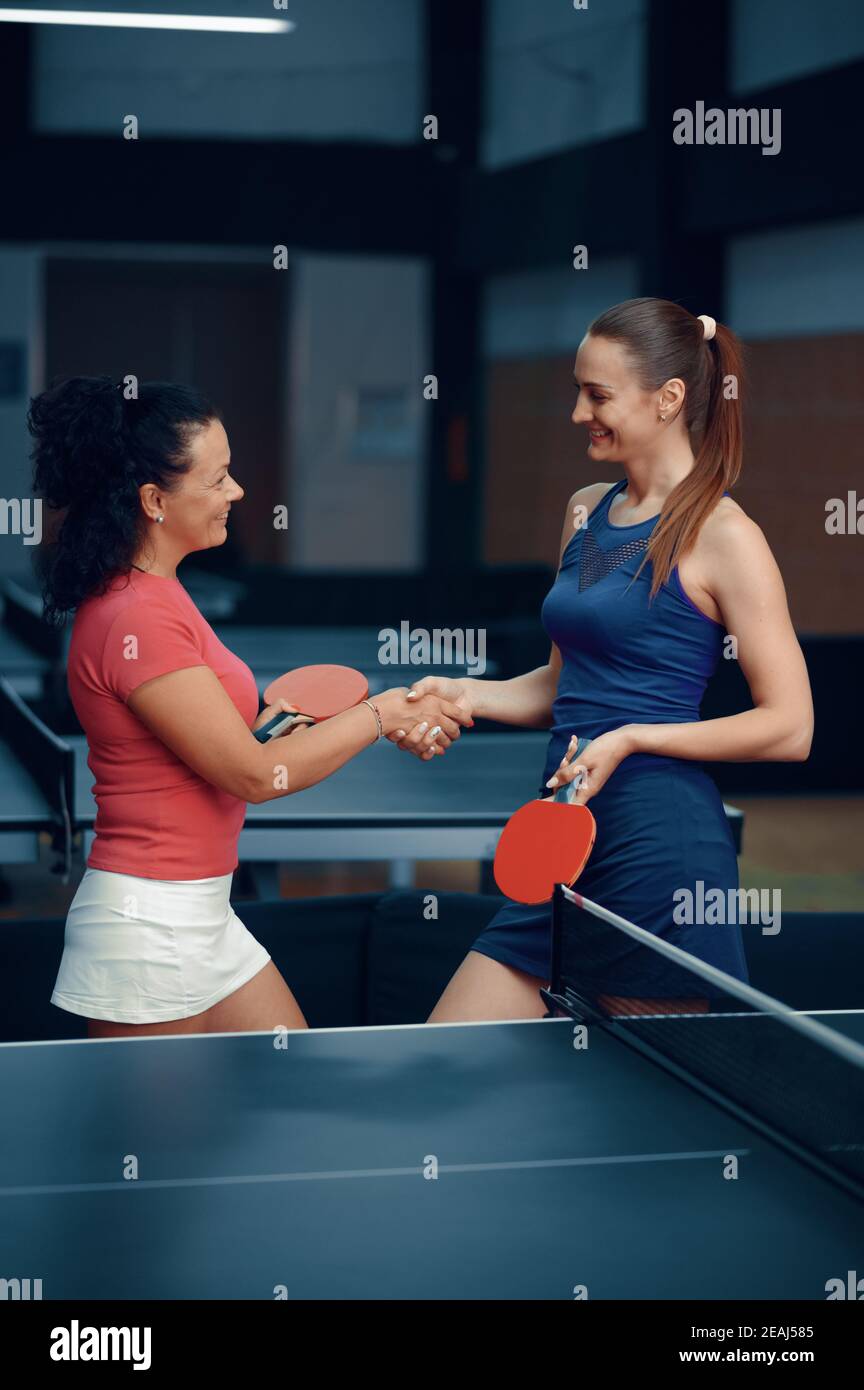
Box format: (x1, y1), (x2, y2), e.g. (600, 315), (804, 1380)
(586, 297), (745, 597)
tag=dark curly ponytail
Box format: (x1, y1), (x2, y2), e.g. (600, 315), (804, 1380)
(29, 376), (220, 624)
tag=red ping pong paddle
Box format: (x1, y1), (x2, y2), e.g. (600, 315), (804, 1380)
(253, 664), (369, 743)
(494, 737), (595, 904)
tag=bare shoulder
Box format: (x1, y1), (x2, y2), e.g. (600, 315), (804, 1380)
(694, 494), (780, 584)
(565, 481), (618, 523)
(698, 495), (767, 551)
(556, 482), (618, 565)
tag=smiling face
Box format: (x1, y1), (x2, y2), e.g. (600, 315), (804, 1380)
(571, 333), (682, 463)
(168, 417), (244, 552)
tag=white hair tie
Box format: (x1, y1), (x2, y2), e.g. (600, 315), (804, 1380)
(697, 314), (717, 341)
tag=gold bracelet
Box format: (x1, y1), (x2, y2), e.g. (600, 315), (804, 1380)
(362, 698), (384, 742)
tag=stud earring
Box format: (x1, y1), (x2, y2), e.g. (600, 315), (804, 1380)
(658, 414), (667, 423)
(156, 515), (164, 524)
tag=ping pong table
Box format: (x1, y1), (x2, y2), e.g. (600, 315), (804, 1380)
(0, 1008), (861, 1299)
(71, 731), (553, 869)
(1, 573), (494, 702)
(0, 679), (73, 877)
(0, 726), (744, 891)
(209, 624), (496, 696)
(68, 732), (743, 890)
(0, 625), (52, 700)
(2, 570), (244, 630)
(0, 572), (243, 705)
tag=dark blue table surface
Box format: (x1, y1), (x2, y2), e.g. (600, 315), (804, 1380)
(1, 1010), (861, 1299)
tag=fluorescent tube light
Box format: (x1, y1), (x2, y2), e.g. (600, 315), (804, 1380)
(0, 8), (294, 33)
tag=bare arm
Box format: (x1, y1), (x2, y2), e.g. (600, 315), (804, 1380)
(440, 483), (615, 726)
(127, 667), (470, 804)
(465, 664), (559, 727)
(626, 509), (813, 763)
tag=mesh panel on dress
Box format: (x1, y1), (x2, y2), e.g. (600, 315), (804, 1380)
(579, 528), (649, 592)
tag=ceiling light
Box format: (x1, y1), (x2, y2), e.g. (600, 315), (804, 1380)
(0, 8), (294, 33)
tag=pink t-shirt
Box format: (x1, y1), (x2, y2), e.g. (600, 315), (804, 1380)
(67, 568), (259, 880)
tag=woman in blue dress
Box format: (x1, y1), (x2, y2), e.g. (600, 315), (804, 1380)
(398, 297), (814, 1021)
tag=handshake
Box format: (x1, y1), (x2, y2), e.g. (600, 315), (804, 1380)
(375, 676), (476, 761)
(252, 674), (477, 757)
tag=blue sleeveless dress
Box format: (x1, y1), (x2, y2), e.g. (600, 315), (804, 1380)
(471, 479), (749, 995)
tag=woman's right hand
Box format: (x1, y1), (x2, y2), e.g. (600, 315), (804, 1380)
(373, 686), (473, 759)
(407, 675), (477, 723)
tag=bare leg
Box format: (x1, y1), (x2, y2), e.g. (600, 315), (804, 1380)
(427, 950), (549, 1024)
(204, 961), (307, 1033)
(88, 1013), (208, 1039)
(87, 962), (307, 1039)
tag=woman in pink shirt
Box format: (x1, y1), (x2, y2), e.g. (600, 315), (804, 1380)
(30, 376), (469, 1039)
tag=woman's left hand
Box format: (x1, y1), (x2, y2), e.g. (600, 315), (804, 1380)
(545, 726), (637, 805)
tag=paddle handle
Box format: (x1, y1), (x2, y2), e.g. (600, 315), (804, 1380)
(541, 736), (592, 804)
(253, 710), (315, 743)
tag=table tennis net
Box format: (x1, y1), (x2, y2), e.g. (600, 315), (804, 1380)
(551, 888), (864, 1197)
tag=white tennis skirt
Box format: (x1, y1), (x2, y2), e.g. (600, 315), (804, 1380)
(51, 867), (272, 1024)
